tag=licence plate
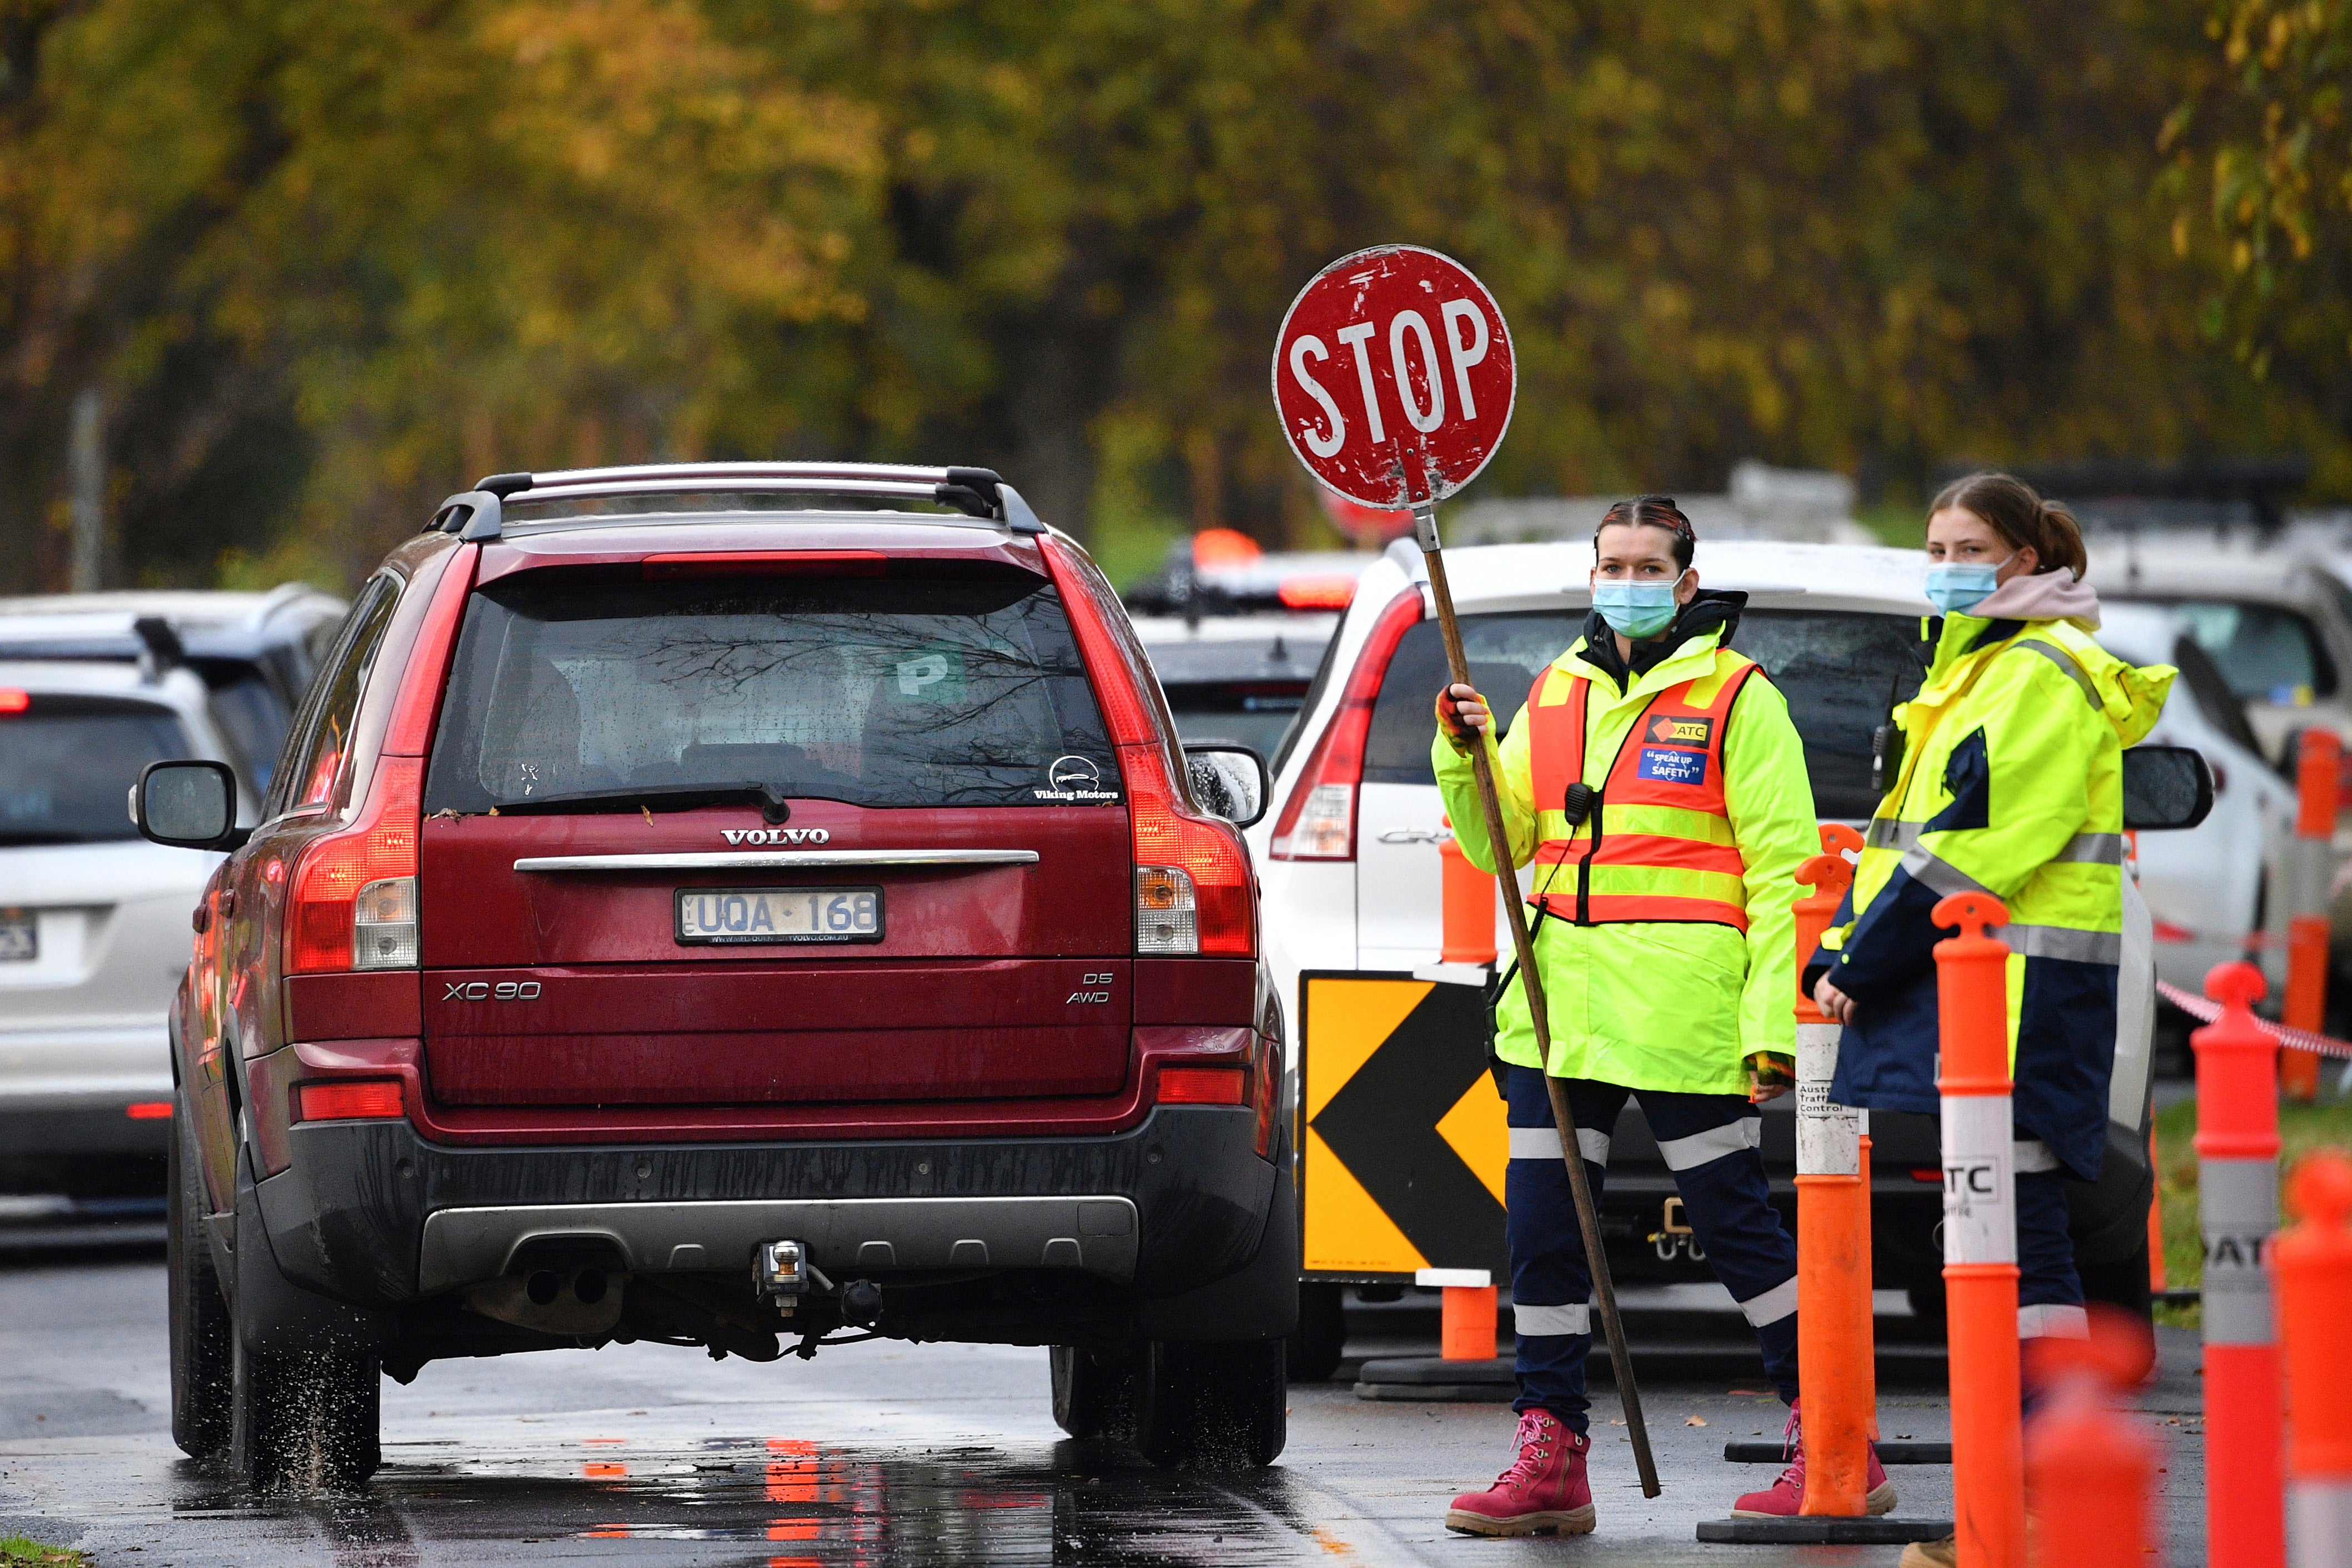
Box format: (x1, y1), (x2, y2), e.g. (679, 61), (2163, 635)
(0, 910), (33, 963)
(675, 887), (882, 945)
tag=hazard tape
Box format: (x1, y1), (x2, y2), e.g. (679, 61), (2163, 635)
(2154, 979), (2352, 1061)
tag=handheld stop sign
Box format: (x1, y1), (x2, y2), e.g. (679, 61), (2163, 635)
(1270, 245), (1659, 1497)
(1272, 245), (1516, 509)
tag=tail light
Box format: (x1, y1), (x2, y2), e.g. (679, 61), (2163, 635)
(298, 1080), (404, 1121)
(286, 757), (422, 974)
(1157, 1065), (1248, 1105)
(1277, 575), (1358, 610)
(1041, 536), (1255, 957)
(1269, 586), (1425, 860)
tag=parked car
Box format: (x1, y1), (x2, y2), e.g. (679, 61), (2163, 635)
(1122, 529), (1373, 621)
(137, 463), (1291, 1487)
(2084, 531), (2352, 767)
(0, 586), (348, 796)
(1258, 536), (2178, 1340)
(0, 659), (259, 1188)
(2093, 602), (2294, 1008)
(1132, 614), (1341, 762)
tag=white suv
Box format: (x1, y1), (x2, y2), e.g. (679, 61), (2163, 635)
(1254, 535), (2176, 1315)
(0, 659), (258, 1179)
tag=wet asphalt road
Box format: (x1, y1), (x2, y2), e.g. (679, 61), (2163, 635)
(0, 1252), (2207, 1566)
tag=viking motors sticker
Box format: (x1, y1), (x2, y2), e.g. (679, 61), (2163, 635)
(1032, 755), (1120, 803)
(1636, 746), (1707, 786)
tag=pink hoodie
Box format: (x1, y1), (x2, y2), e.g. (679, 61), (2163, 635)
(1970, 569), (2100, 630)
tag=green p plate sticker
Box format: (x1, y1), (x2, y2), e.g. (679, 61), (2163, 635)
(893, 646), (966, 702)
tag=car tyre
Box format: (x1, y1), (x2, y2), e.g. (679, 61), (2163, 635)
(1049, 1344), (1137, 1441)
(1906, 1281), (1947, 1327)
(2077, 1235), (2155, 1323)
(228, 1333), (381, 1490)
(1133, 1339), (1286, 1470)
(1285, 1283), (1345, 1383)
(168, 1123), (233, 1461)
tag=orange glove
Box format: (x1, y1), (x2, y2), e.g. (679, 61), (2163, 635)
(1435, 684), (1489, 749)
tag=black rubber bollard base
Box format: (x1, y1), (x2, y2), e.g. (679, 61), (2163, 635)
(1722, 1439), (1952, 1465)
(1696, 1516), (1954, 1544)
(1353, 1355), (1516, 1403)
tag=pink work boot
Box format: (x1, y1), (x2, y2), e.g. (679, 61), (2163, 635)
(1731, 1398), (1897, 1517)
(1444, 1409), (1597, 1537)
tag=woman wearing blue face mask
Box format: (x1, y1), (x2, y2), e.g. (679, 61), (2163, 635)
(1802, 473), (2174, 1568)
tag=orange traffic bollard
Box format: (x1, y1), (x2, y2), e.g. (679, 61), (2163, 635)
(2274, 1149), (2352, 1568)
(1793, 823), (1873, 1517)
(1417, 1267), (1499, 1361)
(1441, 1285), (1499, 1362)
(1438, 816), (1499, 966)
(2148, 1124), (2168, 1296)
(1932, 892), (2026, 1568)
(2023, 1311), (2162, 1568)
(2283, 730), (2338, 1102)
(2194, 961), (2286, 1568)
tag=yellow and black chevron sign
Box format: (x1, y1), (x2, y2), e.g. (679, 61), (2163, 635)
(1299, 971), (1512, 1280)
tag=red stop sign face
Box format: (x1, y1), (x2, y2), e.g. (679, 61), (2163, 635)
(1270, 245), (1515, 510)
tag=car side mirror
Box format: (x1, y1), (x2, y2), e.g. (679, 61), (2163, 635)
(1184, 744), (1269, 828)
(132, 760), (248, 851)
(2121, 745), (2214, 832)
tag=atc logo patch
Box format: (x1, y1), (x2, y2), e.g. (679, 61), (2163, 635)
(1637, 747), (1708, 786)
(1646, 714), (1714, 747)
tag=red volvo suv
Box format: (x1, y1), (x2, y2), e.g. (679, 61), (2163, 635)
(133, 464), (1293, 1487)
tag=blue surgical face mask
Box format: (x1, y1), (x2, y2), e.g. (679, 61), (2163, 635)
(1592, 579), (1682, 639)
(1923, 551), (2017, 616)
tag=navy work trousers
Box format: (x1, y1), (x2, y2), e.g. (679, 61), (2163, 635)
(1503, 1064), (1800, 1434)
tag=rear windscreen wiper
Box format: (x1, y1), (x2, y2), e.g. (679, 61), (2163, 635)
(488, 782), (795, 824)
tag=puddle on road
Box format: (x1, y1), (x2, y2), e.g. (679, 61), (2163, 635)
(160, 1430), (1329, 1566)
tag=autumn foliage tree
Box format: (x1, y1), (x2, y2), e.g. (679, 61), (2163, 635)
(2, 0), (2346, 591)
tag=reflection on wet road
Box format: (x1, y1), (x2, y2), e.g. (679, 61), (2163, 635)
(1, 1257), (2213, 1566)
(147, 1430), (1336, 1566)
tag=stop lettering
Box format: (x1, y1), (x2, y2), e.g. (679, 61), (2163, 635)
(1270, 245), (1516, 511)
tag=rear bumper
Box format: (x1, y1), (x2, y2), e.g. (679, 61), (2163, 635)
(0, 1096), (174, 1158)
(254, 1103), (1280, 1316)
(416, 1193), (1142, 1294)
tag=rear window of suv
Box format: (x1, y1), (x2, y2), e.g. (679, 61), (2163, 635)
(1363, 608), (1928, 819)
(0, 695), (193, 845)
(424, 566), (1117, 812)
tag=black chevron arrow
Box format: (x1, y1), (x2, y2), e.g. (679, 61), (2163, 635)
(1310, 983), (1509, 1274)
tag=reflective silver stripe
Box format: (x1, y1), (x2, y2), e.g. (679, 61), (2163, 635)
(1899, 843), (1989, 898)
(1736, 1276), (1799, 1328)
(2051, 832), (2127, 866)
(1864, 818), (1923, 853)
(1508, 1125), (1609, 1164)
(2017, 1303), (2090, 1339)
(1513, 1301), (1592, 1336)
(2012, 1138), (2059, 1174)
(1994, 923), (2123, 965)
(1655, 1118), (1761, 1172)
(2016, 639), (2102, 709)
(2202, 1158), (2278, 1346)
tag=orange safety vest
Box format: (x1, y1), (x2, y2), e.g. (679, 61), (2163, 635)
(1525, 648), (1762, 931)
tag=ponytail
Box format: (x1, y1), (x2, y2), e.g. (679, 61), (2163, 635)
(1929, 473), (2088, 580)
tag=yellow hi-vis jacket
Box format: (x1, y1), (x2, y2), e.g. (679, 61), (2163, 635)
(1434, 619), (1819, 1094)
(1811, 610), (2173, 1178)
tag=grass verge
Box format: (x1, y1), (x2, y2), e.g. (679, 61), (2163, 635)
(0, 1540), (92, 1567)
(2154, 1090), (2352, 1330)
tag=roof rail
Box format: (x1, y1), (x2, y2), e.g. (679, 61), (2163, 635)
(436, 461), (1046, 542)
